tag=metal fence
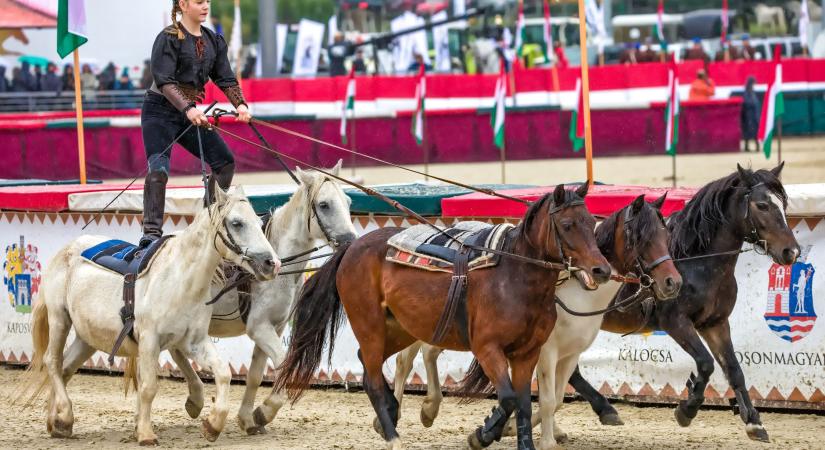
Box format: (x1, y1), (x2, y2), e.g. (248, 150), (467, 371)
(0, 90), (146, 113)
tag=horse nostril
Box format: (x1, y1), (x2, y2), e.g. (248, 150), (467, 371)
(265, 258), (281, 273)
(783, 247), (800, 264)
(592, 265), (611, 282)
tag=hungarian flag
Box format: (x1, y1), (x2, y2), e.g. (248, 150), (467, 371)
(57, 0), (88, 58)
(411, 66), (426, 146)
(490, 63), (507, 150)
(514, 0), (526, 58)
(758, 46), (785, 159)
(665, 67), (680, 156)
(720, 0), (729, 45)
(340, 67), (356, 144)
(541, 0), (553, 64)
(653, 0), (667, 51)
(569, 78), (585, 152)
(229, 0), (243, 66)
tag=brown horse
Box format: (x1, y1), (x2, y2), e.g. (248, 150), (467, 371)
(275, 184), (611, 449)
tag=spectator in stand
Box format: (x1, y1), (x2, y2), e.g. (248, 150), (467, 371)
(739, 35), (759, 60)
(327, 32), (353, 77)
(140, 59), (153, 89)
(685, 38), (709, 62)
(741, 76), (761, 152)
(688, 68), (715, 101)
(553, 40), (568, 69)
(0, 65), (8, 93)
(33, 64), (44, 91)
(619, 42), (640, 64)
(211, 16), (223, 36)
(80, 64), (99, 90)
(640, 37), (659, 63)
(20, 61), (36, 91)
(61, 64), (74, 91)
(11, 67), (27, 92)
(352, 48), (367, 74)
(42, 62), (62, 92)
(114, 68), (133, 90)
(98, 62), (116, 90)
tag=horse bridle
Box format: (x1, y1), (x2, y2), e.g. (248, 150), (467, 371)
(741, 183), (770, 256)
(545, 199), (586, 271)
(210, 200), (255, 264)
(305, 178), (341, 248)
(621, 206), (671, 288)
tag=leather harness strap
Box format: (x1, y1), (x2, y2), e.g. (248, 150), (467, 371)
(110, 273), (137, 366)
(431, 247), (471, 347)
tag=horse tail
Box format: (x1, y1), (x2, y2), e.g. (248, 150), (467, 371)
(274, 241), (351, 402)
(455, 358), (495, 403)
(122, 357), (138, 396)
(13, 291), (51, 406)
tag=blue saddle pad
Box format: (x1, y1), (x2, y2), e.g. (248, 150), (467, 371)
(81, 236), (172, 276)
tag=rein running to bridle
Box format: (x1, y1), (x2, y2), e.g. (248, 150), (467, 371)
(208, 121), (581, 275)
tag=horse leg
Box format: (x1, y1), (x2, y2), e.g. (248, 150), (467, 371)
(246, 325), (289, 432)
(44, 308), (74, 438)
(567, 364), (623, 425)
(187, 338), (231, 442)
(169, 348), (204, 419)
(61, 338), (96, 383)
(467, 347), (519, 449)
(420, 343), (445, 427)
(700, 322), (769, 442)
(373, 341), (419, 435)
(359, 347), (403, 449)
(663, 317), (715, 428)
(512, 355), (539, 450)
(237, 345), (268, 434)
(135, 335), (161, 446)
(535, 345), (559, 450)
(551, 355), (582, 445)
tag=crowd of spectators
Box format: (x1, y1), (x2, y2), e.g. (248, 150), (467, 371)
(0, 60), (150, 94)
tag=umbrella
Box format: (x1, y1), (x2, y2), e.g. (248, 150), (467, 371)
(18, 54), (50, 68)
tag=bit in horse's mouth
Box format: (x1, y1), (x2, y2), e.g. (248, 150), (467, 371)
(575, 270), (599, 290)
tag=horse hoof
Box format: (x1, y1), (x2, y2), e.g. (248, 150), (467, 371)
(253, 407), (269, 427)
(599, 412), (624, 426)
(554, 432), (569, 444)
(185, 398), (203, 419)
(674, 406), (693, 427)
(386, 437), (404, 450)
(246, 425), (267, 436)
(420, 409), (436, 428)
(49, 418), (73, 439)
(201, 418), (221, 442)
(466, 429), (486, 450)
(373, 416), (386, 439)
(138, 438), (159, 447)
(746, 424), (770, 443)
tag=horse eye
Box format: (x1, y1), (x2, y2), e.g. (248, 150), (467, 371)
(562, 222), (573, 231)
(756, 202), (769, 211)
(319, 201), (330, 210)
(231, 220), (243, 229)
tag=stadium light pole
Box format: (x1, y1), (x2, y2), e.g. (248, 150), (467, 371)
(259, 0), (278, 77)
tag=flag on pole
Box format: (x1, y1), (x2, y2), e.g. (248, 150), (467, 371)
(340, 68), (356, 144)
(758, 46), (785, 159)
(491, 63), (507, 150)
(411, 67), (426, 146)
(57, 0), (88, 58)
(541, 0), (553, 64)
(514, 0), (526, 58)
(665, 67), (680, 156)
(720, 0), (729, 45)
(569, 78), (585, 152)
(229, 0), (243, 68)
(799, 0), (810, 48)
(653, 0), (668, 51)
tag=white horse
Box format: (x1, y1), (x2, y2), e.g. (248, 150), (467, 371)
(389, 195), (681, 450)
(172, 162), (358, 435)
(22, 186), (279, 446)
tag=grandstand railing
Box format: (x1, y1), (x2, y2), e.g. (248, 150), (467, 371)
(0, 90), (146, 113)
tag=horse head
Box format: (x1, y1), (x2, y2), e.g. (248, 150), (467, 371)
(608, 194), (682, 300)
(736, 162), (800, 265)
(295, 159), (357, 249)
(211, 186), (281, 281)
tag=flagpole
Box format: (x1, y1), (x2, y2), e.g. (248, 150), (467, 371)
(422, 106), (429, 180)
(577, 0), (594, 186)
(234, 0), (242, 80)
(671, 153), (677, 188)
(501, 136), (506, 184)
(777, 116), (783, 168)
(73, 49), (87, 184)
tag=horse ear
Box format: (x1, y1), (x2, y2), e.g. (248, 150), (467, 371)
(737, 164), (755, 187)
(575, 182), (589, 199)
(234, 185), (247, 199)
(553, 184), (566, 206)
(770, 161), (785, 178)
(212, 184), (229, 205)
(650, 192), (668, 210)
(331, 159), (343, 177)
(631, 194), (645, 212)
(295, 166), (312, 186)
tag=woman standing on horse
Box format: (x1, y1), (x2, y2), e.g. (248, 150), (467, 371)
(140, 0), (251, 246)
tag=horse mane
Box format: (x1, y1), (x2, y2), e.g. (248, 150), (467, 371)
(595, 202), (661, 264)
(518, 189), (583, 243)
(668, 168), (786, 258)
(265, 170), (339, 240)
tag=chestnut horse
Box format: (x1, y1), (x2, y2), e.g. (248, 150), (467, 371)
(275, 184), (611, 450)
(567, 164), (800, 443)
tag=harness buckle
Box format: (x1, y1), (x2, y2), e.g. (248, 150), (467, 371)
(753, 239), (768, 256)
(639, 273), (654, 288)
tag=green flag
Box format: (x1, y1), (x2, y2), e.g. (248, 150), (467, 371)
(57, 0), (88, 58)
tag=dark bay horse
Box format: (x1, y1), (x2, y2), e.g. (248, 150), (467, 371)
(568, 164), (799, 442)
(275, 184), (612, 450)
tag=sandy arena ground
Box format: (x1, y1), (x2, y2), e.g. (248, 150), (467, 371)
(1, 366), (822, 449)
(144, 137), (825, 188)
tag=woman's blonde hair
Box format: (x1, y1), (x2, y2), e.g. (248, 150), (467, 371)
(168, 0), (185, 40)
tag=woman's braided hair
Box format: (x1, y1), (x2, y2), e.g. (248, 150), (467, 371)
(168, 0), (185, 40)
